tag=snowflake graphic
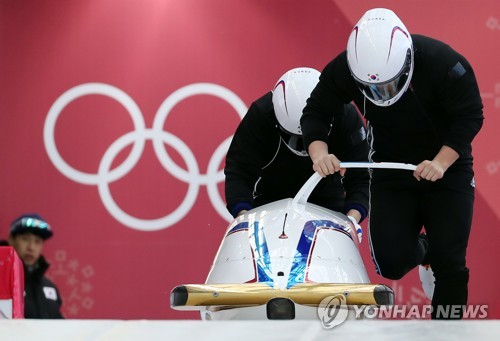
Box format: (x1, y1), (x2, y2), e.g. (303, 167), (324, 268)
(47, 250), (96, 317)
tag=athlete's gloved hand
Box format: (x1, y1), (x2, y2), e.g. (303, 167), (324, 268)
(347, 215), (363, 243)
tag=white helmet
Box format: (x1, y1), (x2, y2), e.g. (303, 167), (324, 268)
(272, 67), (320, 156)
(347, 8), (413, 106)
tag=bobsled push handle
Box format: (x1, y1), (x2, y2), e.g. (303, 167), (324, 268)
(292, 162), (417, 205)
(292, 172), (322, 206)
(339, 162), (417, 171)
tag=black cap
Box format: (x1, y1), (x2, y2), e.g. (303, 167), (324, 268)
(10, 213), (53, 240)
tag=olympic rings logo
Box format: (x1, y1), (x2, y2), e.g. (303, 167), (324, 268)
(44, 83), (247, 231)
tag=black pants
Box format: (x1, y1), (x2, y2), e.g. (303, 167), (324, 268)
(368, 167), (474, 319)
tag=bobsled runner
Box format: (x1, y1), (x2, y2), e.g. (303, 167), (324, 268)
(170, 162), (416, 320)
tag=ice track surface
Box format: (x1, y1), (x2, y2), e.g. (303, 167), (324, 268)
(0, 319), (499, 341)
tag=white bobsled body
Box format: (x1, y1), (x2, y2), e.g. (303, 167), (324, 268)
(202, 199), (368, 320)
(170, 170), (400, 320)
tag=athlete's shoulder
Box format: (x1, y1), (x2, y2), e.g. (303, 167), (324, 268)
(322, 50), (349, 75)
(412, 34), (447, 48)
(413, 35), (477, 87)
(243, 91), (278, 128)
(413, 34), (466, 65)
(252, 91), (273, 113)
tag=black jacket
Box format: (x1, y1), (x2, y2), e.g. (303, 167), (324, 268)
(24, 255), (64, 319)
(302, 35), (484, 167)
(224, 91), (369, 219)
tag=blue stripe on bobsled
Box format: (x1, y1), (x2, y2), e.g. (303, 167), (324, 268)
(226, 222), (249, 236)
(287, 220), (351, 288)
(250, 221), (273, 286)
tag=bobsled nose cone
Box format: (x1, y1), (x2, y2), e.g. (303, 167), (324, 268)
(373, 285), (395, 306)
(171, 286), (188, 307)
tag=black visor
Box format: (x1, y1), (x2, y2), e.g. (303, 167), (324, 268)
(278, 127), (308, 157)
(354, 49), (412, 103)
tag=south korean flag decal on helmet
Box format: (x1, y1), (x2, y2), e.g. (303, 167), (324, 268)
(347, 8), (414, 107)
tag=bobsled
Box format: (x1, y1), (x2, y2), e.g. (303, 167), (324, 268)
(170, 162), (416, 320)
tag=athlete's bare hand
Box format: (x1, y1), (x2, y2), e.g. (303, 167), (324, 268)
(414, 160), (445, 182)
(312, 154), (345, 177)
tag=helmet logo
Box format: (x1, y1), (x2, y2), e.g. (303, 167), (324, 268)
(368, 74), (379, 81)
(388, 26), (410, 62)
(352, 26), (359, 61)
(273, 80), (289, 117)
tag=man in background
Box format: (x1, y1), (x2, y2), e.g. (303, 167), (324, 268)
(1, 213), (63, 318)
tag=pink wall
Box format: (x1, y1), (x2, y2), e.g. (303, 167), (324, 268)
(1, 0), (498, 319)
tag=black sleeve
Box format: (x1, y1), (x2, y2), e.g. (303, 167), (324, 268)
(436, 46), (484, 157)
(301, 52), (356, 150)
(330, 104), (370, 221)
(224, 92), (280, 217)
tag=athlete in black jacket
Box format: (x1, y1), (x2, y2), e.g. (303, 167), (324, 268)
(225, 67), (370, 230)
(301, 9), (483, 319)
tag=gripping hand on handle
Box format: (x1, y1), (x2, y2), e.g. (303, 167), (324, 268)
(309, 141), (345, 177)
